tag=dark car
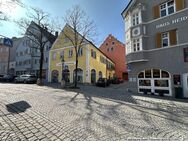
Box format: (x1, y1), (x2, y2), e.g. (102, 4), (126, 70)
(0, 75), (4, 82)
(96, 78), (110, 87)
(15, 75), (37, 84)
(111, 77), (120, 84)
(2, 75), (16, 82)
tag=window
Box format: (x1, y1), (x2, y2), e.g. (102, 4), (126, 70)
(91, 49), (96, 59)
(162, 32), (169, 47)
(107, 48), (110, 52)
(133, 39), (140, 52)
(60, 51), (64, 59)
(78, 48), (83, 57)
(160, 0), (175, 17)
(52, 52), (56, 60)
(132, 13), (139, 26)
(111, 47), (113, 51)
(112, 42), (115, 45)
(68, 49), (73, 58)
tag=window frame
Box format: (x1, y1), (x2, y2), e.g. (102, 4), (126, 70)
(161, 32), (170, 47)
(160, 0), (176, 17)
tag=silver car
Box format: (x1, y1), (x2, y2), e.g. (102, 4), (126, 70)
(15, 75), (37, 84)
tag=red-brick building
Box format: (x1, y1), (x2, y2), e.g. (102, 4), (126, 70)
(99, 34), (128, 80)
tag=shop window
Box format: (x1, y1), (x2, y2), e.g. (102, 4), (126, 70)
(138, 72), (144, 78)
(154, 80), (169, 87)
(153, 69), (160, 78)
(139, 80), (151, 86)
(162, 71), (169, 78)
(145, 70), (152, 78)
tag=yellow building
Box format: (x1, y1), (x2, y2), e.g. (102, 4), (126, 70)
(48, 24), (115, 84)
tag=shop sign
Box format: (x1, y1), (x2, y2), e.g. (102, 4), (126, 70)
(156, 16), (188, 29)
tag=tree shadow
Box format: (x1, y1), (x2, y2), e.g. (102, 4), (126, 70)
(6, 101), (31, 114)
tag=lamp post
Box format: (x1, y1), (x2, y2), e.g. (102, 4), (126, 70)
(61, 55), (66, 88)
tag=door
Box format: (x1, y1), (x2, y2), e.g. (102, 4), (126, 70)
(183, 73), (188, 98)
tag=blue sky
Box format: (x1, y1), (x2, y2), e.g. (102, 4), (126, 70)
(0, 0), (129, 46)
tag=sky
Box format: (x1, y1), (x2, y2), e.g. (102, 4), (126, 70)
(0, 0), (130, 46)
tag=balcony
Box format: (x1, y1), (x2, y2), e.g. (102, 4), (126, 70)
(126, 51), (148, 64)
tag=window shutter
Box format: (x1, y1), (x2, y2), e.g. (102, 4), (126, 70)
(156, 33), (162, 48)
(176, 0), (185, 11)
(169, 29), (177, 46)
(153, 5), (160, 19)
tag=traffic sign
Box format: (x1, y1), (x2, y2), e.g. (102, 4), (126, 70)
(127, 64), (131, 72)
(3, 38), (13, 47)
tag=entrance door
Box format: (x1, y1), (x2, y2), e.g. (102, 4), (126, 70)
(183, 73), (188, 98)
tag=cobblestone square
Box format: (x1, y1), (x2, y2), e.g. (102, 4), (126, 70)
(0, 83), (188, 141)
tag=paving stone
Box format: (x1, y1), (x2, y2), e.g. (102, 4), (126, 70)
(0, 83), (188, 141)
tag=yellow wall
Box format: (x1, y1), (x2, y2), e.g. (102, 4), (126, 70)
(49, 25), (115, 83)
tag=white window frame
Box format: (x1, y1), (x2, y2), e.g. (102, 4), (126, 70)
(162, 32), (170, 47)
(132, 38), (141, 52)
(132, 13), (139, 26)
(160, 0), (176, 17)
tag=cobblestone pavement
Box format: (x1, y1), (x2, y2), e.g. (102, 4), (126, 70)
(0, 83), (188, 141)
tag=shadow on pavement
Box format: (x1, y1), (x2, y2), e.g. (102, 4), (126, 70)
(6, 101), (31, 113)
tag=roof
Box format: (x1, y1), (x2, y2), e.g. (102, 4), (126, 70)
(60, 24), (116, 64)
(29, 21), (56, 44)
(121, 0), (135, 18)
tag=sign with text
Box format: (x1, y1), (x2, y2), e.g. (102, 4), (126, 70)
(156, 16), (188, 29)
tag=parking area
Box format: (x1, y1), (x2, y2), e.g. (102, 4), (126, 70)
(0, 83), (188, 140)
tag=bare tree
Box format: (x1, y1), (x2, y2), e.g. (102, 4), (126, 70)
(0, 0), (23, 21)
(16, 7), (56, 85)
(63, 5), (96, 88)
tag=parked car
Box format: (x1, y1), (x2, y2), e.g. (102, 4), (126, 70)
(0, 75), (4, 82)
(118, 78), (124, 83)
(96, 78), (110, 87)
(15, 75), (37, 84)
(111, 77), (120, 84)
(2, 75), (16, 82)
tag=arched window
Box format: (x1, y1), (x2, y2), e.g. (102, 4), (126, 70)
(73, 68), (83, 83)
(51, 70), (59, 83)
(91, 69), (96, 84)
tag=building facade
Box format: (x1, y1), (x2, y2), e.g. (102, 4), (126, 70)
(122, 0), (188, 97)
(0, 43), (9, 75)
(15, 22), (55, 81)
(49, 25), (115, 83)
(99, 34), (128, 80)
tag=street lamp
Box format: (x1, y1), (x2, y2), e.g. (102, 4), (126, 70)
(60, 55), (66, 88)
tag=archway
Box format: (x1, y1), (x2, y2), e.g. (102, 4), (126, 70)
(91, 69), (96, 84)
(51, 70), (59, 83)
(73, 68), (83, 83)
